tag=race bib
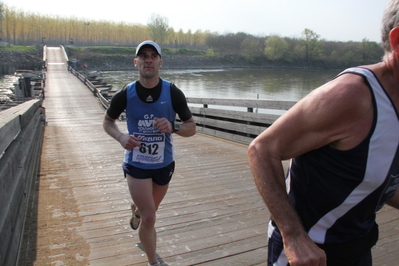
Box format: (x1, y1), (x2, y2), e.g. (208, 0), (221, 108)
(132, 132), (165, 164)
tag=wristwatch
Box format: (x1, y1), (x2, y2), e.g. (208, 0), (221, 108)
(172, 121), (180, 132)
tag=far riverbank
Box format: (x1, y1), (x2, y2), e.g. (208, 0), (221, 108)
(67, 52), (343, 72)
(0, 46), (347, 75)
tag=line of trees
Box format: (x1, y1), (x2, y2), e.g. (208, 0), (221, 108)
(0, 2), (384, 66)
(207, 30), (383, 66)
(0, 4), (210, 48)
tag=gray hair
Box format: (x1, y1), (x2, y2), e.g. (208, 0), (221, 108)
(381, 0), (399, 53)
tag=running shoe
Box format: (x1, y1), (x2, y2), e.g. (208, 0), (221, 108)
(130, 203), (140, 230)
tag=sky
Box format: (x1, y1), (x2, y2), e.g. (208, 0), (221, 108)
(2, 0), (389, 43)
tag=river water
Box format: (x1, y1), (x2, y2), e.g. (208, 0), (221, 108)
(0, 74), (18, 102)
(100, 68), (339, 101)
(0, 68), (340, 103)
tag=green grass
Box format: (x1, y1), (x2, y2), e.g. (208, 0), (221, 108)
(0, 46), (37, 52)
(70, 46), (135, 54)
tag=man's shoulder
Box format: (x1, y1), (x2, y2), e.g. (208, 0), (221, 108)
(125, 81), (137, 89)
(160, 78), (173, 87)
(293, 71), (372, 124)
(329, 70), (372, 102)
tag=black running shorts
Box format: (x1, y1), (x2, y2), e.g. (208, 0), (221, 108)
(122, 161), (175, 186)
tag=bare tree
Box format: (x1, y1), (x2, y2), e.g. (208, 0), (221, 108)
(147, 13), (169, 44)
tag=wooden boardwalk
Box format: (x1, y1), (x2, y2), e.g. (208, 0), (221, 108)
(18, 47), (399, 266)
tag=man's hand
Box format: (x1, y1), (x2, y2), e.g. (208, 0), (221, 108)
(153, 117), (173, 133)
(283, 233), (327, 266)
(118, 134), (141, 150)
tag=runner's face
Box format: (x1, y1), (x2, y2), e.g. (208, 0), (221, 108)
(134, 47), (162, 79)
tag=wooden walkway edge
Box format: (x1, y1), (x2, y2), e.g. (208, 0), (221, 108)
(18, 47), (399, 266)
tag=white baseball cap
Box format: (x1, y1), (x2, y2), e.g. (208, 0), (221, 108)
(136, 40), (162, 56)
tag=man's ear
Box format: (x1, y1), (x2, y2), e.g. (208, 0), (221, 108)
(389, 27), (399, 54)
(133, 58), (137, 67)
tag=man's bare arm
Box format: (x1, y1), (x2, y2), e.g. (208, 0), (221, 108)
(103, 112), (141, 150)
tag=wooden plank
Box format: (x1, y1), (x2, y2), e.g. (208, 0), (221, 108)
(0, 99), (42, 154)
(196, 127), (255, 145)
(187, 101), (282, 144)
(186, 97), (296, 110)
(19, 100), (42, 129)
(0, 100), (44, 266)
(0, 115), (20, 155)
(190, 106), (280, 125)
(194, 116), (267, 136)
(0, 106), (42, 207)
